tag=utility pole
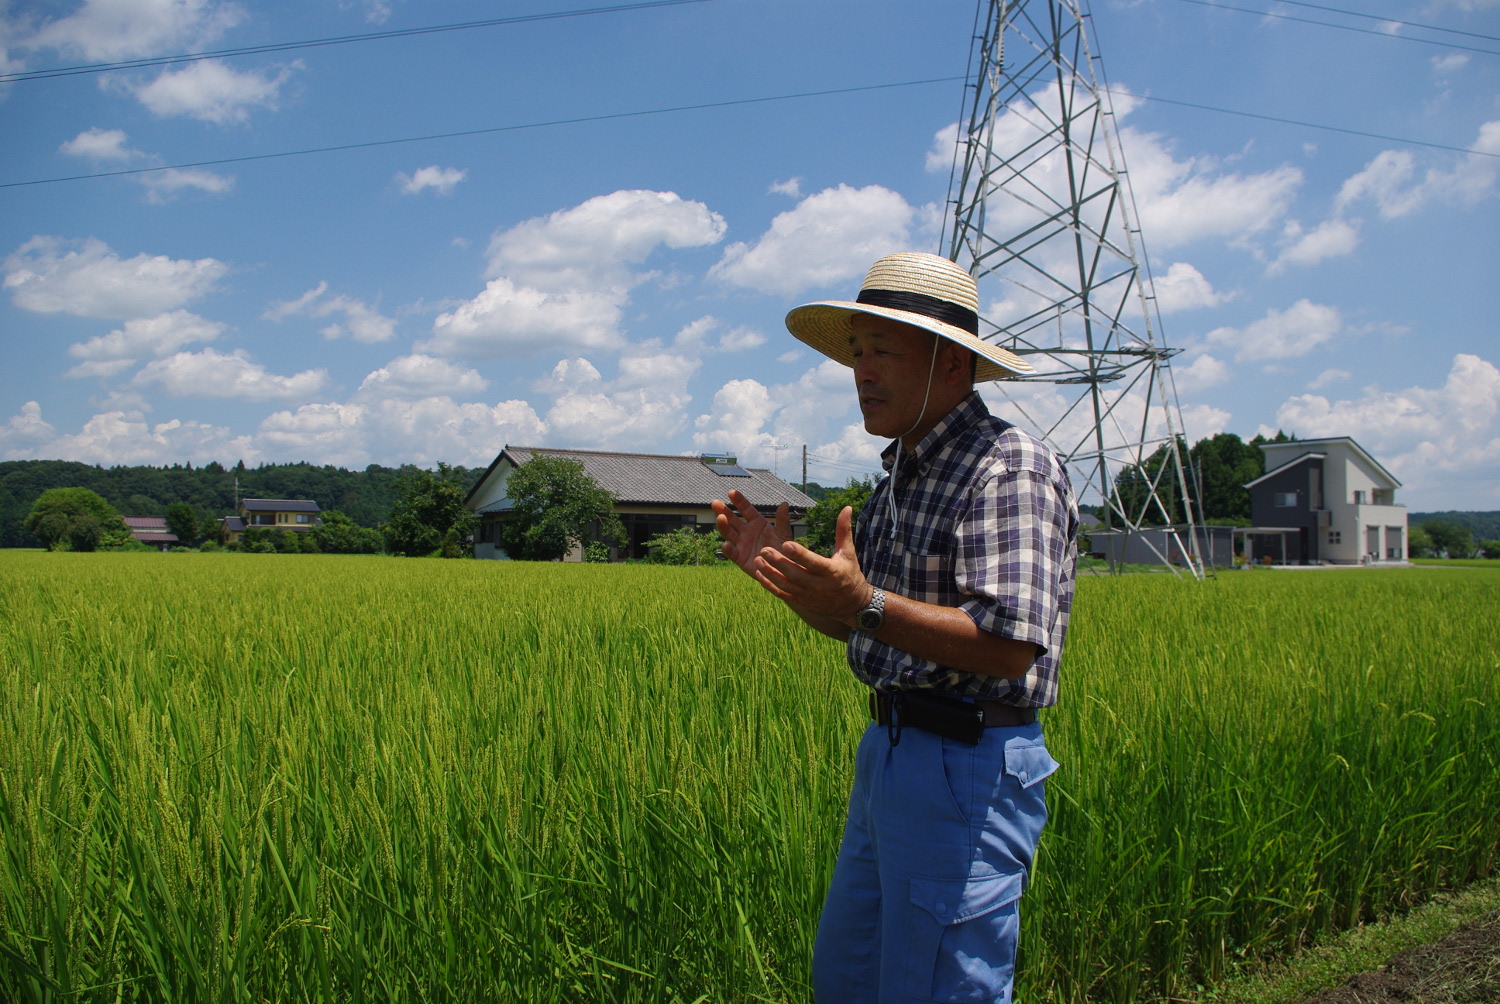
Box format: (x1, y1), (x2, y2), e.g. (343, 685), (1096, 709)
(802, 445), (808, 496)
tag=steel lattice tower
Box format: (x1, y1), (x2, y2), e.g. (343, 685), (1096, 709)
(945, 0), (1203, 576)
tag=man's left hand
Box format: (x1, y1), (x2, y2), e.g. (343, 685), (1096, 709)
(753, 505), (871, 625)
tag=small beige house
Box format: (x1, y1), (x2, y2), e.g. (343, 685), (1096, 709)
(466, 446), (818, 561)
(221, 498), (321, 543)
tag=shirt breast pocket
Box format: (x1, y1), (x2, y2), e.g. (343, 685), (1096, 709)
(901, 549), (963, 608)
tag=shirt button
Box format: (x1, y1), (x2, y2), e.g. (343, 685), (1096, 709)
(935, 901), (948, 916)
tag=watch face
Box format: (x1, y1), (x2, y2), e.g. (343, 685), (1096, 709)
(856, 608), (883, 631)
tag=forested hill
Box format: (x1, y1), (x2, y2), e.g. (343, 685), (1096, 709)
(1409, 511), (1500, 540)
(0, 460), (485, 548)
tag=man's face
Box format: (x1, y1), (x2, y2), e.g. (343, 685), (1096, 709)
(848, 313), (943, 440)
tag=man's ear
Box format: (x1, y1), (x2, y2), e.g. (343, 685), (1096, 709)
(939, 342), (976, 387)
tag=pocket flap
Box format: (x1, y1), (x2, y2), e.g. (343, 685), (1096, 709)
(909, 870), (1025, 925)
(1003, 739), (1060, 789)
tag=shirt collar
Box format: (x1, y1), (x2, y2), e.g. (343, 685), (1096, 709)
(880, 391), (991, 474)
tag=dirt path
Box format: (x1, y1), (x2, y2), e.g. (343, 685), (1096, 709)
(1301, 911), (1500, 1004)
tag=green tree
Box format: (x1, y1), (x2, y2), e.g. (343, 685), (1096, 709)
(1188, 433), (1264, 521)
(1407, 525), (1435, 558)
(498, 455), (623, 561)
(805, 477), (877, 556)
(165, 502), (201, 546)
(383, 463), (478, 558)
(24, 487), (131, 551)
(1422, 520), (1474, 558)
(644, 526), (723, 565)
(311, 510), (384, 554)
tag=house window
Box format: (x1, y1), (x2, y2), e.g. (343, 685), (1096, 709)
(1273, 492), (1298, 507)
(1352, 490), (1367, 504)
(296, 514), (312, 524)
(251, 513), (276, 526)
(1328, 530), (1341, 545)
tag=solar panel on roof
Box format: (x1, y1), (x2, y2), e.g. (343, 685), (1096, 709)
(707, 464), (752, 477)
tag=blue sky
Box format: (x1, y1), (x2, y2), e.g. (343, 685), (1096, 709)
(1, 0), (1496, 511)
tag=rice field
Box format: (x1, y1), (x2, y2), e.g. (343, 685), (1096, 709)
(1, 552), (1496, 1002)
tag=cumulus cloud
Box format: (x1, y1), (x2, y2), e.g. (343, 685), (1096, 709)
(357, 354), (487, 398)
(717, 326), (767, 352)
(1205, 299), (1342, 362)
(1267, 217), (1360, 274)
(1153, 262), (1228, 314)
(59, 127), (141, 161)
(139, 167), (234, 202)
(1171, 353), (1232, 394)
(65, 309), (224, 378)
(396, 165), (466, 196)
(425, 190), (725, 358)
(1267, 354), (1500, 508)
(25, 0), (244, 62)
(1307, 368), (1351, 390)
(4, 236), (226, 319)
(0, 401), (258, 466)
(540, 346), (702, 450)
(263, 282), (396, 343)
(1335, 120), (1500, 218)
(1432, 53), (1469, 74)
(769, 177), (803, 197)
(258, 396), (546, 468)
(117, 58), (297, 123)
(133, 347), (326, 400)
(710, 184), (921, 296)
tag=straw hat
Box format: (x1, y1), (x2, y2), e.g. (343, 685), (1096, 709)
(784, 252), (1031, 381)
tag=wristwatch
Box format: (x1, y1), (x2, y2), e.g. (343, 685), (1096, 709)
(854, 587), (886, 632)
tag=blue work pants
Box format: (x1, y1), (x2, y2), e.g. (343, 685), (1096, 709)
(811, 719), (1057, 1004)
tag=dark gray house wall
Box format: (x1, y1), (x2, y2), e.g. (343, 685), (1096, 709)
(1248, 458), (1324, 564)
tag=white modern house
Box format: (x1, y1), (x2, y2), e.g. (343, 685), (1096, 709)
(465, 446), (817, 561)
(1244, 436), (1408, 565)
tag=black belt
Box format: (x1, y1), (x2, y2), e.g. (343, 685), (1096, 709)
(869, 690), (1036, 746)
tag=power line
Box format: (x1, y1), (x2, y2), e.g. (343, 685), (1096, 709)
(1165, 0), (1500, 56)
(1266, 0), (1500, 43)
(0, 76), (966, 190)
(1115, 89), (1500, 158)
(0, 0), (713, 84)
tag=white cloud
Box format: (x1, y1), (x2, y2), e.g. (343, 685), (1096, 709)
(777, 348), (804, 364)
(1171, 353), (1232, 394)
(710, 184), (921, 296)
(65, 309), (224, 377)
(263, 282), (396, 343)
(541, 346), (701, 450)
(1307, 368), (1351, 390)
(26, 0), (244, 62)
(426, 190), (725, 358)
(672, 315), (718, 351)
(4, 236), (226, 319)
(925, 122), (960, 174)
(396, 165), (467, 196)
(769, 177), (803, 198)
(357, 354), (487, 398)
(258, 396), (546, 468)
(1432, 53), (1469, 74)
(1267, 218), (1360, 274)
(59, 127), (141, 162)
(139, 167), (234, 202)
(0, 400), (258, 466)
(717, 325), (767, 352)
(1153, 262), (1227, 314)
(485, 189), (726, 291)
(1205, 300), (1343, 362)
(118, 58), (295, 123)
(133, 347), (326, 400)
(1336, 120), (1500, 218)
(1266, 354), (1500, 509)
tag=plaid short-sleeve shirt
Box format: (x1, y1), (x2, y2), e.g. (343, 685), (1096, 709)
(850, 392), (1079, 707)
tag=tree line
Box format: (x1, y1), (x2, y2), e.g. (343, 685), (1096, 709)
(0, 459), (485, 549)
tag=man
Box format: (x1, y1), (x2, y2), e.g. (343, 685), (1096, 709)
(712, 252), (1078, 1004)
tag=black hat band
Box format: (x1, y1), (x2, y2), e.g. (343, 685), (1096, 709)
(856, 287), (979, 336)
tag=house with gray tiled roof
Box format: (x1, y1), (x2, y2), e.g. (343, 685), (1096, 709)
(122, 515), (179, 550)
(465, 445), (818, 561)
(220, 498), (321, 543)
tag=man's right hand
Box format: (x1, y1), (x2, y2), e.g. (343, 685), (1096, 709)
(712, 489), (790, 579)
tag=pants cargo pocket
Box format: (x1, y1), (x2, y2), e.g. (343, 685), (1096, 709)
(907, 869), (1026, 1003)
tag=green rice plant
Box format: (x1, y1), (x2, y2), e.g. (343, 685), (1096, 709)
(0, 553), (1495, 1002)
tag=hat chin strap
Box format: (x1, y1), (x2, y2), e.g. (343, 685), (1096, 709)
(888, 335), (941, 542)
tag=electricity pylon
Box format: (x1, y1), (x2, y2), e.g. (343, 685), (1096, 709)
(945, 0), (1204, 576)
